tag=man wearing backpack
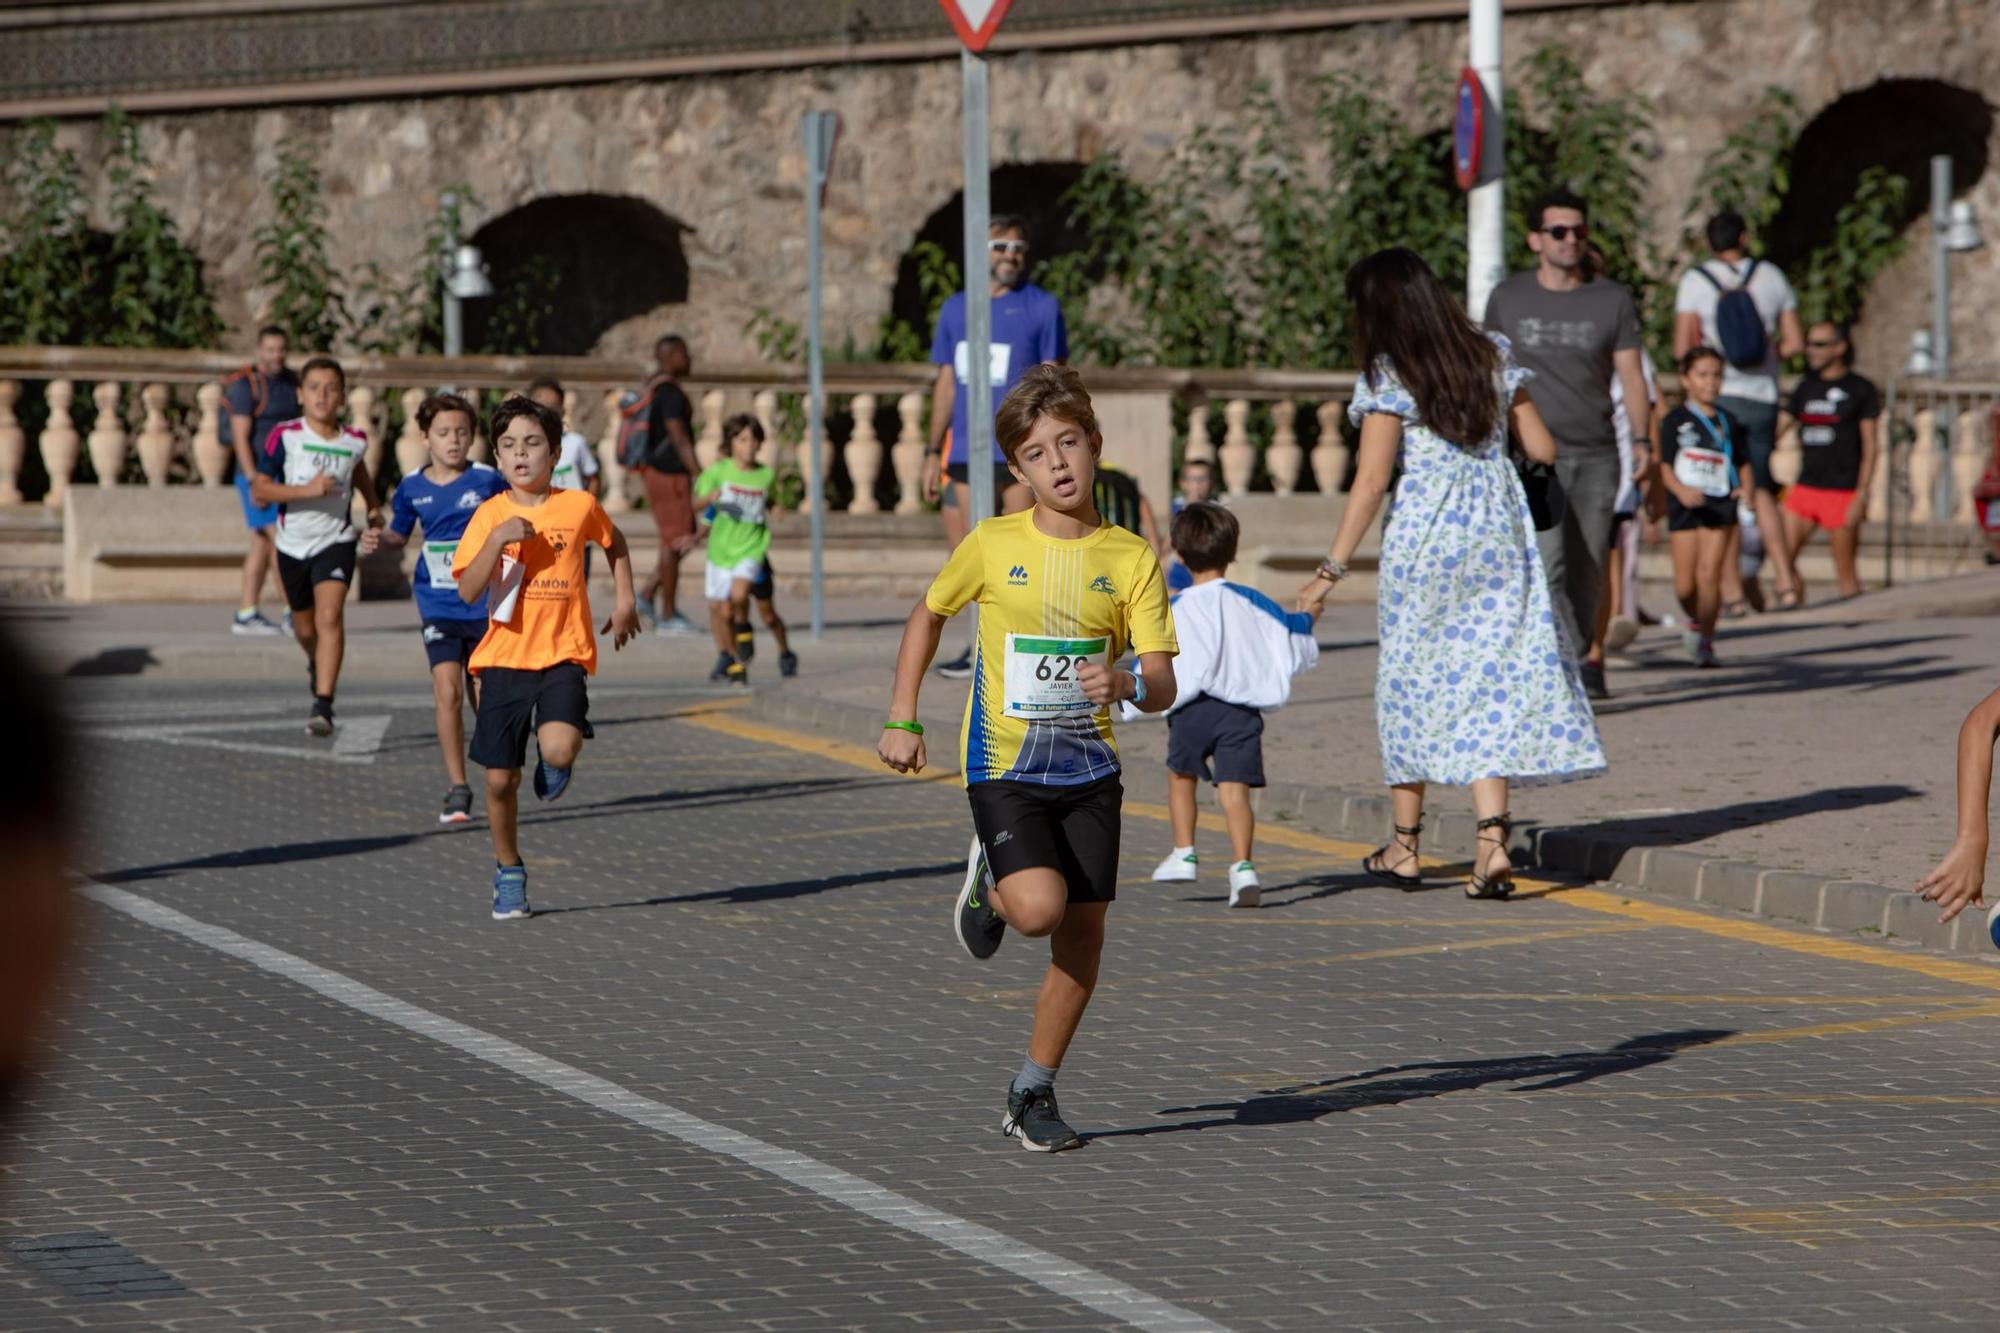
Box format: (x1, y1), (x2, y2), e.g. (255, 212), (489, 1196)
(627, 333), (701, 635)
(224, 325), (301, 635)
(1674, 210), (1806, 613)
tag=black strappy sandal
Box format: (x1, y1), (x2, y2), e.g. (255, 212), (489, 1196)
(1363, 818), (1426, 890)
(1465, 812), (1514, 900)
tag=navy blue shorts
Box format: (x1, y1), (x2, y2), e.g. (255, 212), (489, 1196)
(749, 558), (774, 602)
(1166, 695), (1266, 787)
(421, 617), (486, 670)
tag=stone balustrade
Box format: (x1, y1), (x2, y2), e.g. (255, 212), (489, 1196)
(0, 346), (1992, 538)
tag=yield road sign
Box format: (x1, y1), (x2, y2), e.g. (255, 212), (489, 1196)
(938, 0), (1013, 53)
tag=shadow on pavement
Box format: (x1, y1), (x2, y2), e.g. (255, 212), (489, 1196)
(1601, 634), (1974, 714)
(1093, 1029), (1736, 1140)
(64, 646), (161, 677)
(1542, 783), (1920, 850)
(533, 860), (964, 915)
(91, 778), (874, 882)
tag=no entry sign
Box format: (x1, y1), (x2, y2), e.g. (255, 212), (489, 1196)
(1454, 65), (1485, 192)
(938, 0), (1013, 53)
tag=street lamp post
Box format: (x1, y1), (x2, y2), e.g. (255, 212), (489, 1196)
(438, 193), (493, 374)
(1927, 154), (1986, 381)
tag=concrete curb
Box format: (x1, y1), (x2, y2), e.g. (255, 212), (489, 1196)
(740, 688), (1981, 958)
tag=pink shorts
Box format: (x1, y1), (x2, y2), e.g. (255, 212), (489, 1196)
(1784, 483), (1858, 529)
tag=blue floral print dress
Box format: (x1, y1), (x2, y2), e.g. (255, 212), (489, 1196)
(1352, 334), (1606, 788)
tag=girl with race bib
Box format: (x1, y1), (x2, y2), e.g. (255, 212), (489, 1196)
(1658, 347), (1754, 669)
(361, 393), (508, 824)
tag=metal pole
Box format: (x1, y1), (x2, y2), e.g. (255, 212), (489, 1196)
(1882, 374), (1897, 590)
(1466, 0), (1505, 316)
(440, 192), (462, 370)
(1933, 154), (1952, 380)
(961, 48), (995, 530)
(804, 114), (829, 639)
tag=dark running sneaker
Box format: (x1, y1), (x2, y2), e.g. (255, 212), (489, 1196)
(708, 651), (734, 682)
(1002, 1085), (1082, 1152)
(936, 648), (974, 680)
(725, 660), (749, 688)
(491, 863), (531, 921)
(533, 758), (572, 802)
(306, 697), (335, 738)
(778, 649), (799, 678)
(439, 784), (474, 825)
(953, 835), (1004, 961)
(1579, 660), (1609, 701)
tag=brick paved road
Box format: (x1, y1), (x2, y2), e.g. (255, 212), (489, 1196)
(8, 676), (2000, 1329)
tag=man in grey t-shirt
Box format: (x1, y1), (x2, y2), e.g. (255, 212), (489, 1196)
(1482, 189), (1652, 699)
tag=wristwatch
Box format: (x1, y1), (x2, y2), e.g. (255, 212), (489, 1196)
(1315, 558), (1348, 583)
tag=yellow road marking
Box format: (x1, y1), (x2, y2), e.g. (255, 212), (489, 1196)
(681, 710), (2000, 999)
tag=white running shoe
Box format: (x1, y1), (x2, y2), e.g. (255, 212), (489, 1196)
(1151, 848), (1198, 882)
(1228, 861), (1262, 908)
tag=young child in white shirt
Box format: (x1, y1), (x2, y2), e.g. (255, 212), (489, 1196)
(1142, 501), (1320, 906)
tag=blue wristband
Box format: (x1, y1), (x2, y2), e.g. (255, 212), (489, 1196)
(1127, 668), (1147, 705)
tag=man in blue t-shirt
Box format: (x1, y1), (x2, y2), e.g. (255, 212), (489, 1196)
(223, 325), (302, 636)
(360, 392), (509, 826)
(924, 213), (1069, 678)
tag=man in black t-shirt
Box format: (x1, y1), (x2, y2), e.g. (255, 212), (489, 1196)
(1778, 322), (1879, 602)
(635, 334), (701, 634)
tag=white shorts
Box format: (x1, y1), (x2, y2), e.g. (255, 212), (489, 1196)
(705, 557), (765, 602)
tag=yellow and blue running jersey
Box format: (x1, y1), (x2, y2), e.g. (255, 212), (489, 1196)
(926, 510), (1177, 786)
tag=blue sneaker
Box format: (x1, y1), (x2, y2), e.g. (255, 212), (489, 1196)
(492, 863), (530, 920)
(532, 759), (572, 802)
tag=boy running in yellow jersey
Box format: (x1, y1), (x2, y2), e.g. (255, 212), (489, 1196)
(878, 363), (1178, 1152)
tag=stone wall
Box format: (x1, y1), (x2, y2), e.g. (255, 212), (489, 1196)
(25, 0), (2000, 381)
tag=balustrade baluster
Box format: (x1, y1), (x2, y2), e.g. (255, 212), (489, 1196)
(1219, 398), (1253, 497)
(0, 381), (23, 504)
(1183, 396), (1214, 465)
(893, 392), (927, 514)
(87, 382), (128, 485)
(39, 380), (79, 509)
(598, 389), (631, 513)
(193, 383), (227, 486)
(1770, 417), (1802, 489)
(1265, 399), (1301, 495)
(1867, 405), (1896, 523)
(1311, 399), (1348, 495)
(1951, 407), (1982, 525)
(136, 384), (177, 487)
(845, 392), (882, 513)
(348, 385), (382, 481)
(699, 390), (725, 469)
(1908, 406), (1939, 523)
(394, 389), (427, 479)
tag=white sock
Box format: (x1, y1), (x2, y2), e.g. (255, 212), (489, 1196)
(1172, 844), (1195, 857)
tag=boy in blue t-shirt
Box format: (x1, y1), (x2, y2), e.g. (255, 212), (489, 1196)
(361, 393), (508, 824)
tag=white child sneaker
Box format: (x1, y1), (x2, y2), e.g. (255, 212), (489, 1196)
(1228, 861), (1262, 908)
(1151, 848), (1198, 882)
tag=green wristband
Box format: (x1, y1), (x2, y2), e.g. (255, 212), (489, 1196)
(883, 720), (925, 736)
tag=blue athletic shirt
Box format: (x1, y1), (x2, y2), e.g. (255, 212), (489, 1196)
(929, 282), (1068, 466)
(390, 464), (509, 621)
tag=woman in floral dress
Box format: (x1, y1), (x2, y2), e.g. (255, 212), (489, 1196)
(1297, 248), (1605, 898)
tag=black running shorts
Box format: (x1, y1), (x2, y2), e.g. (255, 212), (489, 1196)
(469, 663), (594, 771)
(276, 539), (358, 613)
(966, 773), (1122, 903)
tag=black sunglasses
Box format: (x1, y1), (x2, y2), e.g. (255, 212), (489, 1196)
(1805, 338), (1843, 348)
(1539, 224), (1588, 241)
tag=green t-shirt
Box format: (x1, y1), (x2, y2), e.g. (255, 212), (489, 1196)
(695, 458), (775, 568)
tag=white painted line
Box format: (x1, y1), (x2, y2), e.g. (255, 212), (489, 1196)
(84, 715), (394, 766)
(81, 884), (1228, 1333)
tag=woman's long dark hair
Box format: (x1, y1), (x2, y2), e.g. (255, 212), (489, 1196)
(1348, 247), (1501, 447)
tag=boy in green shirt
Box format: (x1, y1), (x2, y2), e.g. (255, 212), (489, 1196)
(689, 415), (778, 686)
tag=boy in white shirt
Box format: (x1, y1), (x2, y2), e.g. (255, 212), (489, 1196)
(1143, 502), (1320, 906)
(527, 379), (602, 497)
